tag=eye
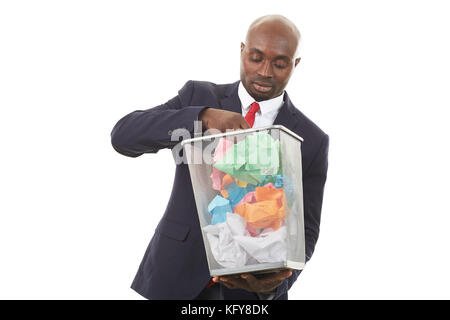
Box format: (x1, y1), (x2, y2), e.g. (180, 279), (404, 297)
(250, 54), (262, 62)
(274, 62), (288, 69)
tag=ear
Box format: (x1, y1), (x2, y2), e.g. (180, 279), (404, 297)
(240, 42), (245, 53)
(294, 57), (301, 67)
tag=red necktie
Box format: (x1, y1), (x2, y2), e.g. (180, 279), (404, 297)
(244, 102), (260, 128)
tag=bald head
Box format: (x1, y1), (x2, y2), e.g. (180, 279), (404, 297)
(240, 15), (301, 101)
(246, 15), (301, 57)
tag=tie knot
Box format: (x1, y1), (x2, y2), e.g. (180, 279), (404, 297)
(248, 102), (260, 114)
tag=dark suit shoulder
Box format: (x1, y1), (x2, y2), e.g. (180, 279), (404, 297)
(189, 80), (234, 95)
(281, 91), (327, 139)
(286, 100), (329, 174)
(187, 80), (236, 106)
(291, 106), (327, 139)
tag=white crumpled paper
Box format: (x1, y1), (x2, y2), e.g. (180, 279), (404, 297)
(203, 213), (249, 268)
(203, 212), (287, 268)
(234, 226), (287, 263)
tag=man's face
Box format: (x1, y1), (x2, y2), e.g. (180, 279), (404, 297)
(240, 24), (300, 102)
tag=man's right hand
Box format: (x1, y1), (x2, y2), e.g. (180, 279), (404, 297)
(199, 108), (251, 132)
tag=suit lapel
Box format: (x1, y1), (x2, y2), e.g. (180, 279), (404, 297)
(273, 92), (299, 132)
(220, 81), (242, 113)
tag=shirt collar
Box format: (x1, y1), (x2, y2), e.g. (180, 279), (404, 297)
(238, 81), (285, 115)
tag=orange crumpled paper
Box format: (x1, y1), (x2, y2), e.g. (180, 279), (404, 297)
(233, 183), (287, 231)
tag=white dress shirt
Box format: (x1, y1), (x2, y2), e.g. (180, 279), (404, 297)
(238, 81), (285, 128)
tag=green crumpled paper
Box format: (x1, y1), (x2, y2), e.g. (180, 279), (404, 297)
(213, 132), (281, 184)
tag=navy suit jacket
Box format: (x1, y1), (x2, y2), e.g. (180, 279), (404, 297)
(111, 80), (329, 300)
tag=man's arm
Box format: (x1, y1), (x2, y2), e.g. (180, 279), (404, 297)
(273, 133), (329, 299)
(110, 81), (250, 158)
(110, 80), (207, 157)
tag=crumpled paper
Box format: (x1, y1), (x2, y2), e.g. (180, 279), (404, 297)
(233, 182), (287, 230)
(207, 195), (232, 225)
(223, 181), (257, 209)
(213, 132), (280, 185)
(203, 213), (249, 268)
(213, 137), (234, 163)
(203, 213), (287, 267)
(234, 226), (287, 263)
(210, 137), (235, 191)
(210, 167), (226, 191)
(203, 132), (290, 269)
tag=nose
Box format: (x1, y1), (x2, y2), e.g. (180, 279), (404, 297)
(257, 60), (273, 78)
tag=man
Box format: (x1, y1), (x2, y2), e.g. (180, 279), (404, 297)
(111, 15), (329, 300)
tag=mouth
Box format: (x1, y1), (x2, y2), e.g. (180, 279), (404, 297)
(252, 82), (272, 93)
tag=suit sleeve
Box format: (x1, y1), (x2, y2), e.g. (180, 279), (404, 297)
(274, 133), (329, 299)
(110, 80), (208, 157)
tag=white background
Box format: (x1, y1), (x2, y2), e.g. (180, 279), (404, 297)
(1, 0), (449, 299)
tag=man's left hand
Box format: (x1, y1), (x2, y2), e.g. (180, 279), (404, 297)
(212, 269), (292, 293)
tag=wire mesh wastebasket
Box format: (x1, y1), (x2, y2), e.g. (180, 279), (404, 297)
(181, 125), (305, 276)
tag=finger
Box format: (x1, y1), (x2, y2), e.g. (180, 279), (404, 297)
(221, 282), (236, 289)
(283, 269), (293, 278)
(256, 275), (286, 292)
(220, 278), (238, 289)
(241, 273), (259, 286)
(222, 122), (235, 132)
(233, 122), (243, 131)
(224, 122), (237, 132)
(241, 273), (281, 293)
(220, 276), (240, 284)
(212, 276), (220, 283)
(266, 280), (284, 290)
(269, 270), (292, 283)
(222, 277), (247, 289)
(275, 269), (292, 278)
(240, 118), (251, 129)
(219, 124), (228, 133)
(262, 278), (289, 289)
(264, 270), (292, 282)
(202, 119), (209, 131)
